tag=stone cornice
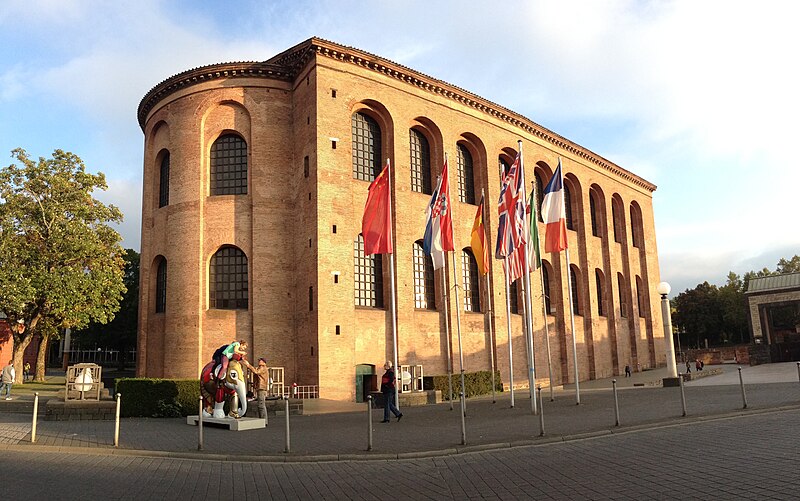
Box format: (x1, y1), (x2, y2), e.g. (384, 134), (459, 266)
(138, 37), (656, 192)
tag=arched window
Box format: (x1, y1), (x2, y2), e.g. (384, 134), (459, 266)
(210, 134), (248, 195)
(564, 184), (575, 231)
(590, 192), (598, 237)
(354, 235), (384, 308)
(612, 197), (624, 244)
(570, 265), (581, 315)
(352, 112), (382, 181)
(535, 172), (544, 222)
(456, 144), (475, 204)
(542, 261), (553, 314)
(509, 280), (519, 314)
(209, 246), (248, 309)
(155, 257), (167, 313)
(158, 152), (170, 208)
(618, 273), (628, 318)
(462, 249), (480, 312)
(636, 275), (646, 318)
(630, 202), (644, 249)
(413, 241), (435, 309)
(410, 129), (432, 194)
(595, 269), (605, 317)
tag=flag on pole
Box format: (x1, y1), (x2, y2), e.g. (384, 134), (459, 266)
(361, 159), (393, 255)
(423, 159), (454, 269)
(541, 160), (568, 253)
(470, 194), (489, 275)
(495, 153), (526, 259)
(527, 189), (542, 270)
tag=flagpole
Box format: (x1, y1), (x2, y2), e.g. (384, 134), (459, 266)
(533, 180), (555, 401)
(518, 140), (537, 415)
(560, 159), (580, 405)
(441, 265), (454, 410)
(499, 161), (515, 408)
(386, 158), (400, 410)
(451, 252), (467, 415)
(482, 188), (497, 403)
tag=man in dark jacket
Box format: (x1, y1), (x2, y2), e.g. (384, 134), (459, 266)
(380, 362), (403, 423)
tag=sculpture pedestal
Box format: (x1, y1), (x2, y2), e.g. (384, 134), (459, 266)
(186, 415), (266, 431)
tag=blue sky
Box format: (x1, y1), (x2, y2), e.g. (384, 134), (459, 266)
(1, 0), (798, 295)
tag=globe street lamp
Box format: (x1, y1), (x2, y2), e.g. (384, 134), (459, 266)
(657, 282), (678, 378)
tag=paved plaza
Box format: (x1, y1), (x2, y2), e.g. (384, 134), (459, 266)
(1, 362), (799, 499)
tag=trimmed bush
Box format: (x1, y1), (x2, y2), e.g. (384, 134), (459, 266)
(430, 370), (502, 400)
(115, 378), (200, 417)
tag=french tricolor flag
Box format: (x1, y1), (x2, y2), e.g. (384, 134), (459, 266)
(423, 159), (454, 270)
(541, 159), (568, 253)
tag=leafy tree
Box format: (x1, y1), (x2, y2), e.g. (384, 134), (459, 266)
(72, 249), (139, 369)
(776, 255), (800, 274)
(0, 148), (126, 383)
(673, 282), (722, 347)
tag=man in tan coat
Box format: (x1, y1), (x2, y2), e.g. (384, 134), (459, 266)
(243, 357), (270, 419)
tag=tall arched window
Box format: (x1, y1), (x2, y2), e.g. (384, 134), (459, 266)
(636, 275), (646, 318)
(570, 265), (581, 315)
(542, 261), (553, 314)
(155, 257), (167, 313)
(352, 112), (382, 181)
(354, 235), (384, 308)
(413, 241), (435, 309)
(618, 273), (628, 318)
(595, 269), (605, 317)
(589, 192), (598, 237)
(210, 134), (248, 195)
(630, 203), (644, 249)
(509, 280), (519, 314)
(462, 249), (480, 312)
(564, 184), (575, 230)
(456, 144), (475, 204)
(158, 152), (170, 208)
(612, 197), (624, 244)
(210, 246), (248, 309)
(535, 172), (544, 222)
(410, 129), (432, 194)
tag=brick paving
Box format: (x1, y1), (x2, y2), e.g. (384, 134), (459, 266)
(1, 363), (799, 498)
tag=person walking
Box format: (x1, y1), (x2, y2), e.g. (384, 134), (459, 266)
(243, 357), (270, 419)
(624, 365), (632, 377)
(380, 362), (402, 423)
(1, 360), (15, 400)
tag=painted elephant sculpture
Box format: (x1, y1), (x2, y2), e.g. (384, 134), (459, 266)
(200, 358), (248, 419)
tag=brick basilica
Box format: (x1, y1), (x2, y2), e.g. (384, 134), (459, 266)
(136, 37), (664, 401)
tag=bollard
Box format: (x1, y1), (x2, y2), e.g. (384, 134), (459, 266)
(366, 395), (373, 451)
(198, 395), (204, 451)
(796, 362), (799, 382)
(612, 379), (620, 427)
(114, 393), (121, 447)
(284, 397), (291, 453)
(738, 367), (748, 409)
(679, 373), (687, 417)
(537, 385), (545, 437)
(31, 392), (39, 443)
(459, 392), (466, 446)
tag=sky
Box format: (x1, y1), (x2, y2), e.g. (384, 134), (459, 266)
(1, 0), (798, 295)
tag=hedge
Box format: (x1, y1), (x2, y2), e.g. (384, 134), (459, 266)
(115, 378), (200, 417)
(430, 370), (503, 400)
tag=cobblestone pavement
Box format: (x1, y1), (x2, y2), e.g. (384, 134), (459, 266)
(1, 408), (799, 500)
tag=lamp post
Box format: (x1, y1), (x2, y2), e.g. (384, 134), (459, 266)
(657, 282), (678, 378)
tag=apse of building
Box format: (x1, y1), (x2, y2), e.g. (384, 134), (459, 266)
(136, 37), (664, 401)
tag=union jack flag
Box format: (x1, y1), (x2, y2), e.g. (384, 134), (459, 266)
(495, 153), (527, 259)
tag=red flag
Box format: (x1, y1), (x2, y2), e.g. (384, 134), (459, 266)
(361, 159), (393, 255)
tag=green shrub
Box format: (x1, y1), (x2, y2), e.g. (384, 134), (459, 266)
(430, 370), (502, 400)
(115, 378), (200, 417)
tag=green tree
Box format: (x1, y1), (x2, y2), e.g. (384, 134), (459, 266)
(0, 148), (126, 383)
(673, 282), (722, 348)
(776, 255), (800, 274)
(717, 272), (749, 344)
(72, 249), (139, 369)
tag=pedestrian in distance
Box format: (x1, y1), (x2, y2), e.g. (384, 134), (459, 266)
(695, 359), (702, 372)
(1, 360), (15, 400)
(624, 365), (632, 377)
(686, 361), (691, 373)
(243, 357), (270, 419)
(380, 361), (402, 423)
(23, 362), (31, 382)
